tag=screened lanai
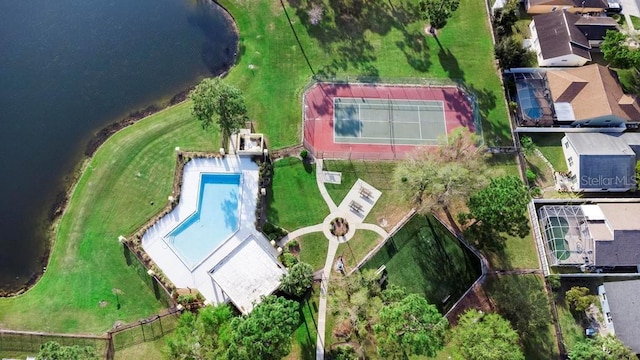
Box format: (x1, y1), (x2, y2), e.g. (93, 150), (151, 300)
(512, 71), (555, 126)
(538, 205), (595, 267)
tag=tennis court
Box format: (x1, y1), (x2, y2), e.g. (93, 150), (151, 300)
(333, 98), (447, 145)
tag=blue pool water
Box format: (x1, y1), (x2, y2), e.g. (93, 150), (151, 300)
(168, 173), (241, 268)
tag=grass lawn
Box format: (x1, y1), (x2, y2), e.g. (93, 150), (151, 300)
(556, 303), (585, 352)
(616, 67), (640, 95)
(528, 133), (567, 172)
(287, 284), (320, 360)
(337, 230), (382, 271)
(267, 157), (328, 231)
(362, 214), (481, 313)
(526, 152), (555, 189)
(0, 0), (508, 342)
(486, 153), (521, 178)
(114, 337), (168, 360)
(484, 228), (539, 270)
(323, 160), (411, 230)
(485, 274), (558, 359)
(0, 102), (217, 333)
(221, 0), (510, 146)
(297, 232), (330, 271)
(631, 15), (640, 30)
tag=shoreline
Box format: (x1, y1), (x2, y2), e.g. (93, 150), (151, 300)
(0, 0), (240, 298)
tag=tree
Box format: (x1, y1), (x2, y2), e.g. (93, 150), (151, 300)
(393, 128), (487, 215)
(569, 335), (635, 360)
(520, 135), (536, 157)
(492, 0), (519, 38)
(374, 294), (448, 358)
(280, 262), (314, 298)
(227, 296), (299, 360)
(452, 309), (524, 360)
(330, 269), (385, 348)
(494, 36), (536, 69)
(565, 286), (598, 312)
(459, 175), (531, 238)
(601, 30), (639, 69)
(190, 78), (248, 147)
(165, 304), (233, 359)
(419, 0), (460, 34)
(37, 341), (98, 360)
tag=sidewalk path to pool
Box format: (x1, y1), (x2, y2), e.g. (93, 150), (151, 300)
(277, 157), (388, 360)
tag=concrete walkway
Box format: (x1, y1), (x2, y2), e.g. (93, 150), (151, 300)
(276, 158), (388, 359)
(316, 238), (339, 360)
(315, 159), (339, 213)
(354, 222), (389, 238)
(621, 0), (640, 33)
(278, 224), (324, 246)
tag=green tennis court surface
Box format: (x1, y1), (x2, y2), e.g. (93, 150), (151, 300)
(333, 97), (447, 145)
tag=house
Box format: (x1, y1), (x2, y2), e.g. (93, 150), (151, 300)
(528, 11), (618, 67)
(526, 0), (608, 14)
(538, 203), (640, 269)
(561, 132), (640, 192)
(508, 64), (640, 127)
(547, 64), (640, 127)
(598, 280), (640, 353)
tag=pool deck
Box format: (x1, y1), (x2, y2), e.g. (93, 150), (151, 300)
(142, 156), (284, 312)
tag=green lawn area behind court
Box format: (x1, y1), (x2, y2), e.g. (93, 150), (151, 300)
(267, 157), (328, 231)
(220, 0), (510, 146)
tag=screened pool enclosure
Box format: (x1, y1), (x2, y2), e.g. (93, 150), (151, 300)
(538, 205), (595, 267)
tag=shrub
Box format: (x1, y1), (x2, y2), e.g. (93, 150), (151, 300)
(262, 222), (288, 240)
(495, 36), (537, 69)
(300, 149), (308, 159)
(285, 240), (299, 251)
(177, 293), (196, 304)
(281, 253), (298, 268)
(530, 186), (543, 198)
(547, 275), (561, 290)
(520, 136), (535, 155)
(526, 169), (537, 184)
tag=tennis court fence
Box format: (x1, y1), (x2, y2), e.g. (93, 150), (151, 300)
(306, 146), (413, 161)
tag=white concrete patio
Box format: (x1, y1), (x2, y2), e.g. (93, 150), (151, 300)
(142, 156), (283, 313)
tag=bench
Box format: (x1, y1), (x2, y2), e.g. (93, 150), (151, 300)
(359, 186), (373, 199)
(349, 200), (364, 213)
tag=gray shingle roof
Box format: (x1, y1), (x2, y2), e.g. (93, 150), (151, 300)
(565, 133), (634, 155)
(602, 280), (640, 353)
(564, 133), (636, 189)
(533, 10), (591, 60)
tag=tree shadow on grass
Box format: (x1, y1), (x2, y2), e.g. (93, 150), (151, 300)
(395, 29), (431, 72)
(438, 47), (464, 81)
(265, 184), (280, 225)
(461, 83), (509, 146)
(486, 275), (557, 359)
(411, 216), (481, 312)
(291, 0), (419, 76)
(297, 292), (319, 360)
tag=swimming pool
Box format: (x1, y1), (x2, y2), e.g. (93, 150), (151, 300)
(167, 173), (241, 268)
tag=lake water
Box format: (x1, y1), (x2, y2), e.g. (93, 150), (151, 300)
(0, 0), (238, 292)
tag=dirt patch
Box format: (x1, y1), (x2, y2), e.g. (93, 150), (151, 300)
(99, 300), (109, 308)
(445, 281), (494, 326)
